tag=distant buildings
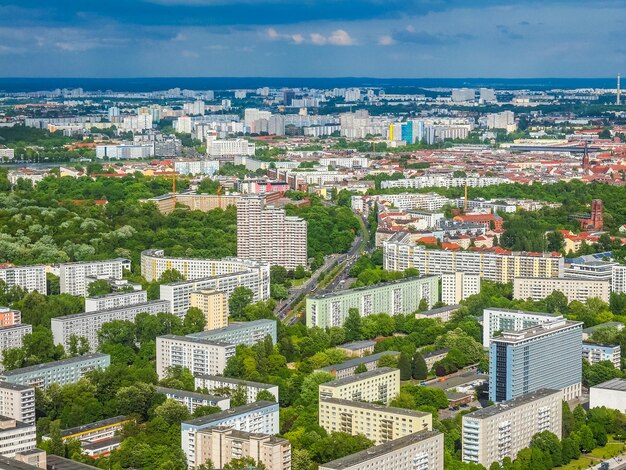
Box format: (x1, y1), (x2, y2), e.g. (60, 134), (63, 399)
(0, 265), (46, 294)
(306, 276), (439, 328)
(582, 342), (621, 368)
(489, 318), (583, 402)
(482, 308), (562, 348)
(156, 387), (230, 413)
(441, 272), (481, 305)
(462, 389), (562, 467)
(381, 175), (509, 190)
(0, 325), (32, 372)
(186, 319), (277, 346)
(190, 290), (229, 330)
(319, 430), (444, 470)
(0, 383), (35, 426)
(513, 277), (610, 303)
(195, 375), (279, 404)
(95, 143), (154, 160)
(319, 398), (432, 444)
(181, 401), (279, 467)
(59, 259), (130, 296)
(206, 138), (255, 158)
(318, 368), (400, 405)
(141, 192), (240, 214)
(237, 195), (308, 270)
(84, 290), (148, 312)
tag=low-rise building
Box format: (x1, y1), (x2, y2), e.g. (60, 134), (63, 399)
(53, 416), (129, 444)
(195, 375), (279, 404)
(156, 336), (235, 379)
(315, 352), (400, 379)
(181, 401), (279, 468)
(590, 378), (626, 412)
(156, 387), (230, 413)
(0, 383), (35, 426)
(462, 389), (562, 467)
(513, 277), (610, 303)
(319, 430), (444, 470)
(319, 398), (431, 444)
(415, 305), (460, 322)
(318, 368), (400, 405)
(0, 354), (110, 390)
(193, 427), (291, 470)
(582, 342), (621, 368)
(335, 340), (376, 357)
(423, 349), (449, 371)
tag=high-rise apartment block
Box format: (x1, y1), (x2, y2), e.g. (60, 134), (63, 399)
(0, 266), (46, 294)
(489, 319), (583, 402)
(441, 272), (481, 305)
(513, 277), (610, 303)
(195, 375), (279, 404)
(181, 401), (279, 468)
(0, 383), (35, 425)
(462, 389), (562, 467)
(0, 354), (110, 390)
(237, 195), (308, 270)
(193, 427), (291, 470)
(84, 290), (148, 312)
(482, 308), (562, 348)
(319, 430), (444, 470)
(186, 319), (277, 346)
(0, 325), (32, 372)
(190, 290), (229, 330)
(51, 300), (171, 352)
(384, 232), (564, 283)
(319, 398), (431, 444)
(156, 336), (235, 379)
(306, 276), (439, 328)
(59, 259), (130, 296)
(318, 368), (400, 405)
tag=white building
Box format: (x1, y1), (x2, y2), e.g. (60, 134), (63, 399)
(0, 325), (32, 372)
(582, 342), (621, 368)
(0, 266), (46, 294)
(318, 368), (400, 406)
(59, 259), (130, 296)
(612, 265), (626, 293)
(0, 148), (15, 160)
(462, 389), (562, 468)
(195, 375), (279, 404)
(0, 383), (35, 425)
(590, 378), (626, 412)
(155, 386), (230, 413)
(95, 143), (154, 160)
(486, 111), (515, 131)
(175, 116), (193, 134)
(513, 277), (610, 303)
(319, 157), (369, 168)
(173, 160), (219, 176)
(84, 290), (148, 312)
(380, 176), (509, 190)
(482, 308), (561, 348)
(120, 114), (152, 132)
(0, 417), (36, 458)
(441, 272), (481, 305)
(451, 88), (476, 102)
(206, 138), (255, 158)
(156, 335), (235, 379)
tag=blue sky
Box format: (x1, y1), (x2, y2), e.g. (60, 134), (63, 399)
(0, 0), (624, 77)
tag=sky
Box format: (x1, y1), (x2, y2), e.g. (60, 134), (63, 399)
(0, 0), (624, 78)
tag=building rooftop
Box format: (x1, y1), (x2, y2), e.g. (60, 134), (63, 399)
(81, 435), (122, 451)
(464, 388), (561, 419)
(0, 353), (110, 377)
(158, 335), (232, 347)
(583, 321), (625, 334)
(51, 300), (169, 322)
(416, 305), (461, 316)
(58, 258), (129, 267)
(187, 319), (276, 339)
(59, 415), (127, 438)
(197, 425), (289, 445)
(423, 348), (449, 359)
(493, 319), (583, 343)
(85, 290), (146, 300)
(0, 456), (40, 470)
(183, 400), (276, 428)
(321, 367), (399, 388)
(320, 397), (430, 418)
(317, 352), (400, 374)
(485, 307), (561, 318)
(195, 375), (276, 390)
(591, 378), (626, 392)
(0, 381), (33, 392)
(47, 454), (98, 469)
(309, 275), (438, 301)
(336, 340), (376, 351)
(319, 430), (442, 469)
(156, 386), (227, 402)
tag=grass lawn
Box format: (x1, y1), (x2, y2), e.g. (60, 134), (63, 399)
(291, 277), (309, 287)
(557, 439), (625, 469)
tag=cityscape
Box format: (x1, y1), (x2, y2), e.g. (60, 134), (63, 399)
(2, 2), (626, 470)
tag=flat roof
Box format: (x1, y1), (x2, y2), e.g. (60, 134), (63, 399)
(423, 348), (449, 359)
(321, 367), (399, 388)
(336, 340), (376, 350)
(464, 388), (561, 419)
(417, 305), (460, 316)
(320, 397), (429, 418)
(317, 352), (400, 373)
(0, 381), (33, 392)
(583, 321), (624, 333)
(0, 353), (109, 377)
(309, 275), (438, 301)
(197, 425), (289, 445)
(183, 400), (276, 427)
(493, 319), (582, 343)
(81, 435), (122, 451)
(156, 386), (228, 402)
(485, 307), (560, 317)
(195, 375), (276, 390)
(0, 456), (41, 470)
(52, 300), (169, 322)
(60, 415), (127, 438)
(187, 319), (276, 338)
(85, 290), (146, 300)
(46, 455), (98, 469)
(319, 430), (442, 469)
(591, 378), (626, 392)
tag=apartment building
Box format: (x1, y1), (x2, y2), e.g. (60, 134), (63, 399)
(84, 290), (148, 312)
(318, 368), (400, 405)
(415, 305), (460, 322)
(612, 264), (626, 293)
(0, 383), (35, 426)
(141, 193), (241, 215)
(381, 175), (508, 190)
(315, 351), (400, 380)
(190, 290), (229, 330)
(0, 308), (20, 327)
(51, 300), (171, 352)
(319, 430), (444, 470)
(513, 277), (610, 303)
(306, 276), (439, 328)
(482, 308), (562, 348)
(141, 250), (270, 317)
(56, 416), (129, 442)
(59, 259), (130, 296)
(0, 325), (32, 372)
(181, 401), (279, 468)
(156, 387), (230, 413)
(423, 349), (449, 371)
(0, 353), (110, 390)
(187, 319), (277, 346)
(489, 319), (583, 402)
(441, 272), (481, 305)
(0, 417), (36, 458)
(462, 389), (562, 467)
(156, 336), (235, 379)
(0, 266), (46, 294)
(319, 398), (431, 444)
(335, 340), (376, 358)
(195, 375), (279, 404)
(193, 427), (291, 470)
(383, 232), (564, 284)
(236, 195), (307, 270)
(582, 342), (621, 368)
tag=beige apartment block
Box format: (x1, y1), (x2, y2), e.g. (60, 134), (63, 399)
(190, 289), (229, 330)
(513, 277), (610, 303)
(318, 368), (400, 405)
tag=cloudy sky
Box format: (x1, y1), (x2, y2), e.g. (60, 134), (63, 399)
(0, 0), (624, 77)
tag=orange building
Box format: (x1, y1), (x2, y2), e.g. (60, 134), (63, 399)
(0, 308), (20, 327)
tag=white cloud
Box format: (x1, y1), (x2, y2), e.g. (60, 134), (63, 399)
(181, 49), (200, 58)
(291, 34), (304, 44)
(328, 29), (354, 46)
(265, 27), (280, 40)
(378, 35), (395, 46)
(310, 33), (327, 45)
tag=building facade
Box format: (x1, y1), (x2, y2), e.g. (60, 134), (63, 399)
(318, 368), (400, 405)
(482, 308), (562, 348)
(315, 351), (400, 380)
(0, 325), (32, 372)
(84, 290), (148, 312)
(190, 290), (229, 330)
(582, 342), (621, 368)
(462, 389), (562, 467)
(155, 387), (230, 413)
(237, 195), (308, 270)
(59, 259), (130, 296)
(513, 277), (610, 303)
(156, 336), (235, 379)
(489, 319), (583, 402)
(590, 378), (626, 412)
(441, 272), (481, 305)
(186, 319), (277, 346)
(0, 308), (20, 327)
(0, 266), (46, 294)
(0, 383), (35, 425)
(0, 417), (36, 458)
(306, 276), (439, 328)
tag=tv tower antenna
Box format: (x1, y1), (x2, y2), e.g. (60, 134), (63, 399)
(618, 73), (621, 106)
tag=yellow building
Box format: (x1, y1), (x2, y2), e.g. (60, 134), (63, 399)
(190, 289), (229, 330)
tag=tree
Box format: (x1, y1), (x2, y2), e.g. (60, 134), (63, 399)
(193, 405), (221, 418)
(291, 448), (314, 470)
(153, 399), (190, 425)
(223, 457), (266, 470)
(546, 231), (564, 252)
(44, 420), (65, 456)
(270, 265), (289, 285)
(87, 279), (113, 297)
(562, 401), (575, 438)
(398, 352), (412, 380)
(344, 308), (362, 342)
(97, 320), (136, 348)
(544, 290), (569, 314)
(354, 364), (368, 374)
(158, 269), (185, 284)
(530, 431), (562, 468)
(309, 432), (373, 464)
(256, 390), (277, 402)
(160, 366), (195, 391)
(67, 335), (90, 356)
(412, 352), (428, 380)
(417, 298), (429, 312)
(183, 307), (206, 334)
(229, 287), (254, 320)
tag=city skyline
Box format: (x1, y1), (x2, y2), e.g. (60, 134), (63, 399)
(0, 0), (625, 78)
